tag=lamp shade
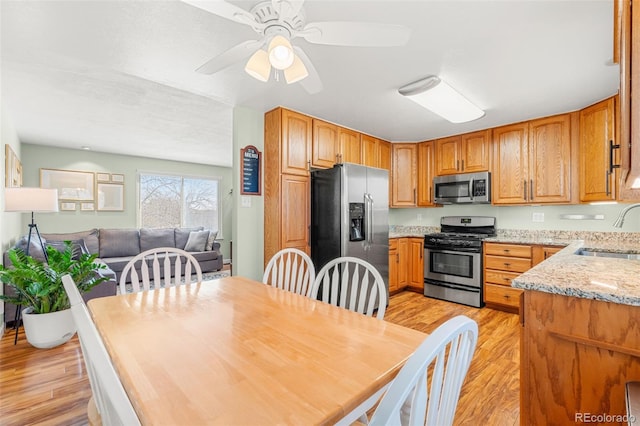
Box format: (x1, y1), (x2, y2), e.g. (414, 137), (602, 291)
(284, 54), (309, 84)
(245, 49), (271, 82)
(5, 188), (59, 212)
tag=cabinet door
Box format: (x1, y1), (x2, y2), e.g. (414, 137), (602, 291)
(408, 238), (424, 291)
(339, 127), (362, 164)
(388, 239), (399, 293)
(378, 140), (391, 171)
(579, 98), (616, 202)
(492, 123), (529, 204)
(280, 174), (310, 254)
(281, 109), (312, 176)
(417, 141), (436, 206)
(312, 119), (338, 169)
(361, 134), (379, 168)
(391, 144), (417, 207)
(461, 130), (490, 173)
(397, 238), (409, 287)
(435, 136), (461, 175)
(529, 114), (573, 203)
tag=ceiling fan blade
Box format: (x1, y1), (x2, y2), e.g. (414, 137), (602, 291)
(196, 39), (264, 75)
(293, 46), (323, 94)
(181, 0), (262, 30)
(299, 21), (411, 47)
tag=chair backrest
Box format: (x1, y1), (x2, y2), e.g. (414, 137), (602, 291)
(263, 248), (316, 296)
(62, 275), (141, 426)
(119, 247), (203, 294)
(310, 256), (387, 319)
(368, 315), (479, 426)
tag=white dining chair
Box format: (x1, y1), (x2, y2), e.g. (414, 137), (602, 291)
(62, 274), (141, 426)
(366, 315), (479, 426)
(119, 247), (203, 294)
(310, 256), (387, 319)
(263, 248), (316, 296)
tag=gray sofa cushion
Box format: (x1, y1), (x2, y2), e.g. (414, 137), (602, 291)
(42, 228), (100, 254)
(140, 228), (175, 251)
(13, 235), (48, 261)
(100, 228), (140, 258)
(184, 230), (209, 252)
(175, 226), (204, 249)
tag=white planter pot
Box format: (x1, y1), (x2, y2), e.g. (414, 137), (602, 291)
(21, 307), (77, 349)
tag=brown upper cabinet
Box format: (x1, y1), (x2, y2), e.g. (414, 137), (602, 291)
(391, 143), (417, 207)
(378, 140), (391, 171)
(579, 97), (617, 202)
(279, 109), (312, 176)
(434, 130), (490, 176)
(361, 134), (379, 168)
(312, 119), (338, 169)
(492, 113), (574, 205)
(338, 127), (362, 165)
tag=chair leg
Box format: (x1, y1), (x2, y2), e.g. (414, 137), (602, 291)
(87, 396), (102, 426)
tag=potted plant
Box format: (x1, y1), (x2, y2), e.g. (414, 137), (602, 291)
(0, 241), (108, 348)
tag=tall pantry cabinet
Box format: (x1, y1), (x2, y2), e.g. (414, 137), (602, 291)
(264, 108), (312, 264)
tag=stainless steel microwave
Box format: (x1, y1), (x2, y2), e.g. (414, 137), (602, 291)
(433, 171), (491, 204)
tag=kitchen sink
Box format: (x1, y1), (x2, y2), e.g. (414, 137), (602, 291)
(575, 248), (640, 260)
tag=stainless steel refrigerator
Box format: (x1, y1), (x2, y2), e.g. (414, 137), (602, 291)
(310, 163), (389, 294)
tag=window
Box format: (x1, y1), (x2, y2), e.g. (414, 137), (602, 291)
(139, 173), (222, 237)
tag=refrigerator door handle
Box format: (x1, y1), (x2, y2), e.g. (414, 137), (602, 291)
(365, 193), (374, 246)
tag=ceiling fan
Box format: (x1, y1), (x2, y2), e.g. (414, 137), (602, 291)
(182, 0), (411, 94)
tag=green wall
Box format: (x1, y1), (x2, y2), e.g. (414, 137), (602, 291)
(20, 144), (233, 259)
(390, 203), (640, 232)
(231, 106), (264, 281)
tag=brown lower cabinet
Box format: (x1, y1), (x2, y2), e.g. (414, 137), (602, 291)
(389, 237), (424, 294)
(483, 242), (563, 314)
(521, 290), (640, 424)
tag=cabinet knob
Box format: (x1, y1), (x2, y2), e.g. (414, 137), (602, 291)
(504, 262), (511, 267)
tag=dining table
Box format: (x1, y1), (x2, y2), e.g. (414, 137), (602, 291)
(87, 275), (427, 425)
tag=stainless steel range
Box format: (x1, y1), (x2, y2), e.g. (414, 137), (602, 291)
(423, 216), (496, 308)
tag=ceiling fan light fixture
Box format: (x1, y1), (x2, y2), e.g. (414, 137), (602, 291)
(268, 35), (295, 70)
(284, 54), (308, 84)
(245, 49), (271, 82)
(398, 76), (485, 123)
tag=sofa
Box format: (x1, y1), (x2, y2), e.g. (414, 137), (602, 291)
(2, 227), (223, 324)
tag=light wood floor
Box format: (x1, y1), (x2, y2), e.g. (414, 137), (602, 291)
(0, 290), (520, 425)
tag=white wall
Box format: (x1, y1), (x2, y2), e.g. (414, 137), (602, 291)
(231, 106), (264, 281)
(390, 203), (640, 232)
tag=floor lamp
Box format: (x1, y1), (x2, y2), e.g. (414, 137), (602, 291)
(4, 187), (59, 343)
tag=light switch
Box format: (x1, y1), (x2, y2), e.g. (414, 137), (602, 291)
(241, 196), (252, 208)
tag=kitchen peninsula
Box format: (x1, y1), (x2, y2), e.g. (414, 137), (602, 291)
(513, 239), (640, 425)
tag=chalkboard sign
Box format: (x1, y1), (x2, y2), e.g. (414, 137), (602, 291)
(241, 145), (261, 195)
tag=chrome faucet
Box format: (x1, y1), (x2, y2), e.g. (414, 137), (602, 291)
(613, 203), (640, 228)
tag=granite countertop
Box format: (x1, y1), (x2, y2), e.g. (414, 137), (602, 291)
(512, 240), (640, 306)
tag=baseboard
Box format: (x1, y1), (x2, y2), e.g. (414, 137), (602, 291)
(223, 258), (231, 264)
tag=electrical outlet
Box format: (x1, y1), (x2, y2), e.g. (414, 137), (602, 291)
(417, 213), (423, 222)
(532, 212), (544, 222)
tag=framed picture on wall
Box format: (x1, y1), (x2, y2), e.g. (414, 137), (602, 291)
(40, 168), (95, 201)
(111, 174), (124, 183)
(96, 173), (110, 182)
(81, 202), (95, 211)
(5, 145), (22, 188)
(97, 183), (124, 211)
(60, 202), (76, 211)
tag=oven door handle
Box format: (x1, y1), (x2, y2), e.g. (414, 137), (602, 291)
(424, 247), (481, 254)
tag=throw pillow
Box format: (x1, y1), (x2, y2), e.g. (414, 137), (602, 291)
(46, 239), (90, 260)
(14, 235), (47, 261)
(184, 230), (209, 252)
(175, 227), (204, 250)
(205, 230), (218, 251)
(42, 229), (100, 254)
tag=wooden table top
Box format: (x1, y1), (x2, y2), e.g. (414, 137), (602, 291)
(88, 276), (427, 425)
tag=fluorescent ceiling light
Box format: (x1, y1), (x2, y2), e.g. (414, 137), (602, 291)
(398, 76), (485, 123)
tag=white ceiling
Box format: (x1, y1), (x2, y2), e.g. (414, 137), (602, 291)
(1, 0), (619, 168)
